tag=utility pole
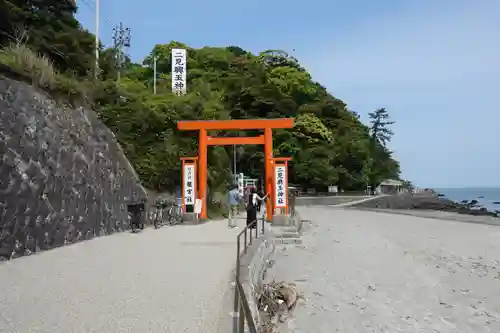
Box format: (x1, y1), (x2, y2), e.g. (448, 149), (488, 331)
(112, 22), (131, 83)
(153, 55), (157, 94)
(94, 0), (99, 78)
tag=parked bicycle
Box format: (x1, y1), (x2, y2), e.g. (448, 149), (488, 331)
(152, 198), (183, 228)
(167, 201), (183, 225)
(152, 199), (170, 229)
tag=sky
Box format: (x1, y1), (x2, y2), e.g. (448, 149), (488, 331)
(76, 0), (500, 188)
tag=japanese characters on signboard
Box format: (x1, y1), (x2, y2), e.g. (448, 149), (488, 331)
(183, 164), (196, 206)
(274, 165), (287, 208)
(171, 48), (187, 95)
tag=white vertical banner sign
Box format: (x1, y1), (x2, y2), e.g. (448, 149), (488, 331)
(183, 164), (195, 205)
(171, 48), (187, 95)
(274, 165), (287, 208)
(237, 173), (244, 198)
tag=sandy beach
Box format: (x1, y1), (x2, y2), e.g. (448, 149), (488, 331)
(267, 207), (500, 333)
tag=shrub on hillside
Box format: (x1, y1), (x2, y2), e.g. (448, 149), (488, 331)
(0, 44), (58, 88)
(0, 43), (95, 106)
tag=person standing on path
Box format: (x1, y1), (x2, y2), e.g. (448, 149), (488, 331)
(246, 188), (268, 229)
(227, 185), (242, 228)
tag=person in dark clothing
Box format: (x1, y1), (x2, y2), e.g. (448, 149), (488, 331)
(127, 202), (145, 232)
(246, 188), (268, 228)
(256, 188), (265, 213)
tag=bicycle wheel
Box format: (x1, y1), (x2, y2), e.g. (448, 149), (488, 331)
(167, 206), (175, 224)
(176, 207), (183, 224)
(153, 210), (160, 229)
(167, 206), (179, 225)
(171, 213), (181, 225)
(140, 210), (145, 229)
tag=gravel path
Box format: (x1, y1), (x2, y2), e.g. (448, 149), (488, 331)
(0, 218), (246, 333)
(268, 207), (500, 333)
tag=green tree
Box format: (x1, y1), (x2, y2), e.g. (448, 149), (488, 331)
(366, 108), (400, 187)
(368, 107), (395, 147)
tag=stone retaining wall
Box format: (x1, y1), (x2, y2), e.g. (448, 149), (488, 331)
(0, 77), (147, 259)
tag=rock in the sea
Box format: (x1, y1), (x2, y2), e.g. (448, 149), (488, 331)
(0, 76), (147, 259)
(468, 199), (479, 206)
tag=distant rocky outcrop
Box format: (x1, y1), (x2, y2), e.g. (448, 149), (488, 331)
(0, 76), (147, 259)
(352, 193), (499, 218)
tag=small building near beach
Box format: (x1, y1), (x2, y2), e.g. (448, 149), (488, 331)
(376, 179), (403, 194)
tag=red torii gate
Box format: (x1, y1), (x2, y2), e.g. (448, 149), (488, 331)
(177, 118), (294, 220)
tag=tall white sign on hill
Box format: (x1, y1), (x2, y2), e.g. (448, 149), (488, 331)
(171, 48), (187, 95)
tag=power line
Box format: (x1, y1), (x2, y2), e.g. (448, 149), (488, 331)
(112, 22), (131, 82)
(78, 0), (117, 77)
(78, 0), (113, 28)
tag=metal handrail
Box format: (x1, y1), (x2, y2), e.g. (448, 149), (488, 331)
(232, 190), (297, 333)
(233, 216), (266, 333)
(288, 188), (298, 216)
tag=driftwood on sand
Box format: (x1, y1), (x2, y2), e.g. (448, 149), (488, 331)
(258, 281), (300, 333)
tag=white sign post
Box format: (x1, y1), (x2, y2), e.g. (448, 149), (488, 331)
(274, 165), (287, 209)
(183, 164), (195, 206)
(171, 48), (187, 95)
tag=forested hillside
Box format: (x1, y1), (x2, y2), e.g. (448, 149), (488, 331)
(1, 0), (402, 194)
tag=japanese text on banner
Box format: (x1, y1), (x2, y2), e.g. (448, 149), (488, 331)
(274, 166), (287, 208)
(171, 48), (187, 95)
(237, 173), (244, 198)
(183, 164), (195, 205)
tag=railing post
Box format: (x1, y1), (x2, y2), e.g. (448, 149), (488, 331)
(238, 298), (245, 332)
(244, 228), (248, 253)
(233, 285), (239, 332)
(236, 236), (241, 275)
(249, 225), (253, 245)
(234, 235), (241, 325)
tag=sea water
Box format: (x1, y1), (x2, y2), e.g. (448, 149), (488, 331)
(434, 188), (500, 212)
